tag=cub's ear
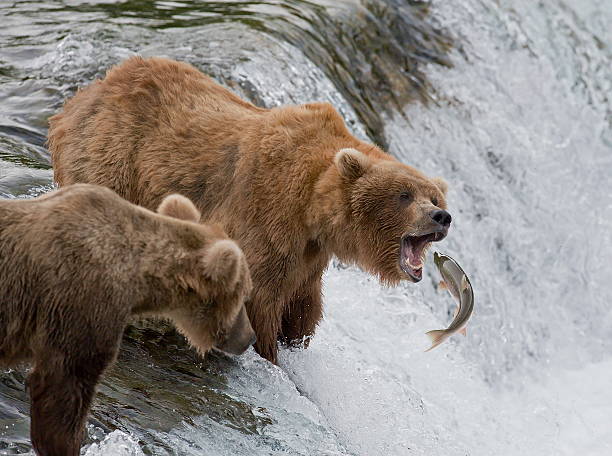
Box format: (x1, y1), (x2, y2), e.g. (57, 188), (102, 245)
(431, 177), (448, 195)
(201, 239), (244, 286)
(157, 194), (201, 222)
(179, 239), (251, 297)
(334, 148), (370, 180)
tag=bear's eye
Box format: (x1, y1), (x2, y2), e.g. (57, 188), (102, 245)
(432, 197), (439, 207)
(399, 191), (413, 204)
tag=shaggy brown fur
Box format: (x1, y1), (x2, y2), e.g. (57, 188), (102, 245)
(0, 184), (254, 456)
(49, 56), (451, 363)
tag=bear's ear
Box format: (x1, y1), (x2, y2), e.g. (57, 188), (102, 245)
(157, 194), (201, 222)
(431, 177), (448, 195)
(334, 148), (370, 180)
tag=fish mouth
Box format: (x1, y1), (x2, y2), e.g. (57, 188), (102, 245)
(399, 229), (448, 282)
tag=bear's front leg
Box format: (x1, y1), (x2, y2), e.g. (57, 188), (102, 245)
(254, 333), (279, 364)
(280, 276), (323, 348)
(248, 289), (285, 364)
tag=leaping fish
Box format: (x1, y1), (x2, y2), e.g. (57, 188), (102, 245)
(425, 252), (474, 352)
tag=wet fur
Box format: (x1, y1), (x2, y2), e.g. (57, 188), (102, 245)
(0, 184), (251, 455)
(49, 56), (448, 363)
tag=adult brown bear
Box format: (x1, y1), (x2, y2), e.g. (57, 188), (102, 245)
(0, 184), (254, 456)
(49, 57), (452, 363)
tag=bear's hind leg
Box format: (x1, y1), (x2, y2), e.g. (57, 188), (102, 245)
(28, 350), (116, 456)
(280, 277), (323, 348)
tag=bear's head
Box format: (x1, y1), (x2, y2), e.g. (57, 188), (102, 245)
(320, 148), (451, 284)
(157, 194), (256, 356)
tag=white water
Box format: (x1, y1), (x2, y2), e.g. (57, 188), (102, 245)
(1, 0), (610, 454)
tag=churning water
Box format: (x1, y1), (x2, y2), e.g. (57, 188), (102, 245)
(1, 0), (611, 455)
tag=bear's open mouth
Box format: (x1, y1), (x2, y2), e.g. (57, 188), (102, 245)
(399, 231), (447, 282)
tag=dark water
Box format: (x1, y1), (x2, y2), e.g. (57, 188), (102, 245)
(0, 0), (451, 179)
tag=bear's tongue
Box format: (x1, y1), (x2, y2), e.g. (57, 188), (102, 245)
(403, 235), (430, 275)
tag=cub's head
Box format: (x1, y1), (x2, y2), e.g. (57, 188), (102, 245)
(157, 194), (256, 356)
(331, 148), (451, 284)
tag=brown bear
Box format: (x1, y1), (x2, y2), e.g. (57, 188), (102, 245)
(48, 56), (451, 364)
(0, 184), (255, 456)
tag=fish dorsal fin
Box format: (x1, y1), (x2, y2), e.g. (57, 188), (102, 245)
(461, 275), (469, 292)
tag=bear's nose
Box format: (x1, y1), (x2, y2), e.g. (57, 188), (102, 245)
(430, 209), (452, 228)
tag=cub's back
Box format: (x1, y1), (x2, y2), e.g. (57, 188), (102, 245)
(0, 185), (209, 362)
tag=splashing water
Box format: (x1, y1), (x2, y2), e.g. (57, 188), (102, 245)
(0, 0), (610, 455)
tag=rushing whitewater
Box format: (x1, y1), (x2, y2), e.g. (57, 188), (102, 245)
(0, 0), (610, 455)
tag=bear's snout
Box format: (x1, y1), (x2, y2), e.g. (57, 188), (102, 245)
(430, 209), (452, 229)
(216, 306), (256, 356)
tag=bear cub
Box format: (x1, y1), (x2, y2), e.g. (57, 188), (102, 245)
(0, 184), (255, 456)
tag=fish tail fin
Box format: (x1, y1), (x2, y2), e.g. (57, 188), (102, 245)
(424, 330), (447, 352)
